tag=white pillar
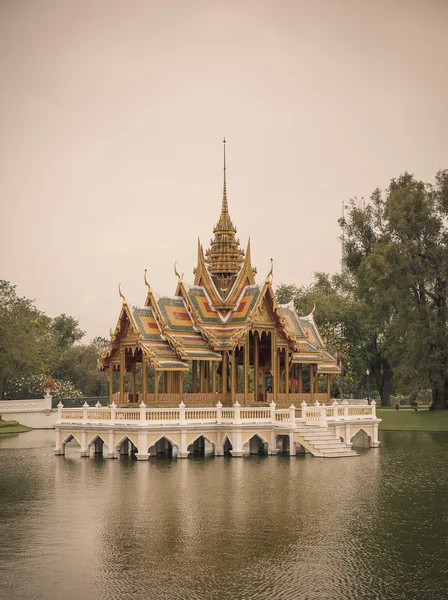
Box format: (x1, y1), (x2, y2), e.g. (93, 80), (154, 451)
(371, 423), (380, 447)
(342, 399), (349, 420)
(301, 400), (307, 421)
(289, 404), (296, 427)
(139, 401), (147, 425)
(80, 430), (88, 457)
(230, 429), (243, 457)
(289, 432), (296, 456)
(216, 400), (222, 424)
(270, 400), (276, 423)
(106, 430), (115, 458)
(179, 429), (189, 458)
(110, 401), (116, 425)
(54, 428), (62, 455)
(136, 432), (150, 460)
(233, 401), (241, 425)
(57, 401), (63, 423)
(82, 401), (89, 423)
(179, 401), (186, 425)
(44, 392), (52, 411)
(371, 399), (377, 419)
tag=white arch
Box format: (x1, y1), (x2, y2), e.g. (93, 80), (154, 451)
(217, 434), (233, 454)
(86, 434), (108, 455)
(350, 427), (373, 446)
(187, 433), (216, 456)
(114, 435), (138, 453)
(246, 432), (271, 450)
(147, 434), (180, 454)
(61, 433), (80, 448)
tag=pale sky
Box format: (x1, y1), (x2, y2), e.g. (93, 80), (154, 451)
(1, 0), (447, 340)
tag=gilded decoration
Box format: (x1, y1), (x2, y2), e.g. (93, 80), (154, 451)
(101, 141), (340, 404)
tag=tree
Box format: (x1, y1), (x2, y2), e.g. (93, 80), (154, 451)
(0, 281), (52, 398)
(343, 170), (448, 409)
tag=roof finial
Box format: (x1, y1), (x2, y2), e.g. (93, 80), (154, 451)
(118, 282), (127, 304)
(222, 137), (228, 214)
(144, 269), (151, 291)
(266, 258), (274, 283)
(174, 261), (183, 283)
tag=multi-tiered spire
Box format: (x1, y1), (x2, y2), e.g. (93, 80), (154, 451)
(205, 139), (245, 289)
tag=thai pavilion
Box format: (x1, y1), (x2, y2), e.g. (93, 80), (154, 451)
(99, 142), (340, 408)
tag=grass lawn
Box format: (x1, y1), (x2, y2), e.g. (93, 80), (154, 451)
(377, 407), (448, 431)
(0, 420), (32, 435)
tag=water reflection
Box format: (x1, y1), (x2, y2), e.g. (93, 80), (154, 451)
(0, 431), (447, 600)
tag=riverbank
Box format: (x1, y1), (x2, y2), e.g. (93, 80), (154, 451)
(0, 420), (32, 435)
(377, 407), (448, 431)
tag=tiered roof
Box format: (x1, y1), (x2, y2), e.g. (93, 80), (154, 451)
(100, 142), (339, 374)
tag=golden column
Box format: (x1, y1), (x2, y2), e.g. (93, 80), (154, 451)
(254, 332), (259, 402)
(222, 351), (228, 403)
(180, 372), (184, 401)
(155, 371), (160, 402)
(119, 348), (125, 403)
(199, 361), (205, 393)
(142, 358), (147, 403)
(192, 360), (197, 393)
(231, 349), (237, 401)
(271, 331), (277, 399)
(298, 364), (303, 394)
(244, 336), (249, 404)
(326, 374), (332, 402)
(109, 367), (114, 403)
(212, 363), (217, 394)
(285, 350), (290, 403)
(310, 364), (316, 402)
(131, 363), (136, 402)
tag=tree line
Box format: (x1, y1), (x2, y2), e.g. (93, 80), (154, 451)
(0, 280), (109, 399)
(276, 170), (448, 409)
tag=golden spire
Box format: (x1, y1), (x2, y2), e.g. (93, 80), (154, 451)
(222, 137), (228, 215)
(205, 139), (244, 285)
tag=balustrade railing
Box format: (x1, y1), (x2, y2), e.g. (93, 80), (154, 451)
(57, 399), (377, 426)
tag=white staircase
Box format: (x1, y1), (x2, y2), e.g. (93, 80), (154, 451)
(294, 424), (358, 458)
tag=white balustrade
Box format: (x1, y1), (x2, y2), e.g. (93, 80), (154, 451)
(56, 400), (379, 427)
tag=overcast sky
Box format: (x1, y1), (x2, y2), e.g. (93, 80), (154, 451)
(1, 0), (447, 340)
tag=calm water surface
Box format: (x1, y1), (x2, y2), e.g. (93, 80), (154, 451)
(0, 430), (447, 600)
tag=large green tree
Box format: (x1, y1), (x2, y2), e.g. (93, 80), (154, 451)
(343, 170), (448, 409)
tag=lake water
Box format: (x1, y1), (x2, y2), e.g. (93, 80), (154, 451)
(0, 430), (447, 600)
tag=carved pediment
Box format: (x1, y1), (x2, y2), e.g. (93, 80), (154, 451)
(253, 299), (274, 324)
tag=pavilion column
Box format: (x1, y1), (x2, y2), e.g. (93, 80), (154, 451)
(155, 371), (160, 402)
(142, 358), (147, 403)
(326, 374), (332, 402)
(131, 363), (136, 402)
(271, 332), (277, 400)
(180, 372), (184, 401)
(285, 350), (290, 404)
(119, 349), (125, 403)
(314, 368), (319, 394)
(212, 363), (217, 394)
(231, 350), (236, 402)
(109, 367), (114, 403)
(167, 372), (172, 394)
(222, 352), (228, 403)
(261, 366), (266, 399)
(192, 361), (197, 393)
(298, 364), (303, 394)
(310, 364), (314, 404)
(205, 362), (209, 393)
(244, 336), (249, 404)
(254, 332), (259, 402)
(199, 361), (205, 393)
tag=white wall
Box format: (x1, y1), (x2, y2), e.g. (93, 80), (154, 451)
(0, 397), (57, 429)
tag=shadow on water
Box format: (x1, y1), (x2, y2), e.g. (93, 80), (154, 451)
(0, 430), (447, 600)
